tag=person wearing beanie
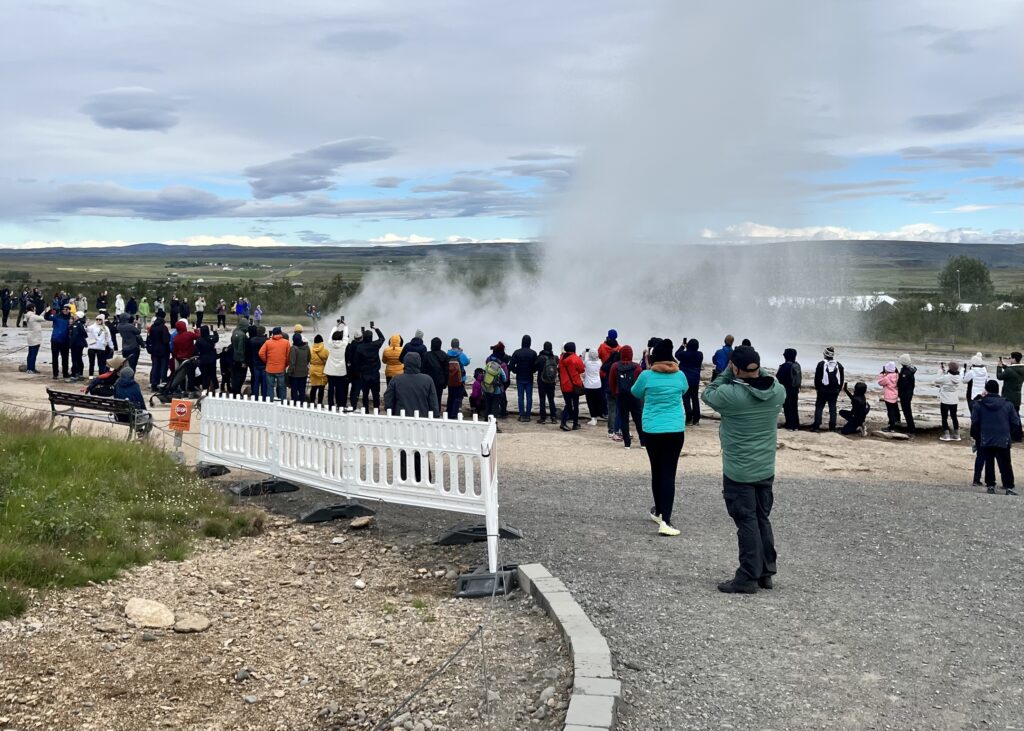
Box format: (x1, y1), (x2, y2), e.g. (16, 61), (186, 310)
(711, 334), (735, 381)
(631, 338), (688, 537)
(510, 334), (539, 422)
(113, 365), (149, 428)
(969, 378), (1020, 494)
(287, 331), (311, 402)
(598, 331), (621, 437)
(557, 342), (585, 431)
(353, 325), (386, 411)
(896, 353), (917, 435)
(702, 345), (786, 592)
(609, 345), (643, 448)
(446, 337), (471, 419)
(878, 361), (901, 432)
(996, 351), (1024, 412)
(811, 346), (844, 432)
(534, 341), (559, 424)
(400, 329), (427, 364)
(963, 352), (988, 402)
(934, 361), (962, 441)
(229, 318), (250, 395)
(774, 347), (801, 431)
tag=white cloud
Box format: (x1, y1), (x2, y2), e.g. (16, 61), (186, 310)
(947, 204), (997, 213)
(702, 222), (1024, 244)
(366, 233), (436, 245)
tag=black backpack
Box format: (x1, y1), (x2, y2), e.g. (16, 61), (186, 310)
(617, 363), (638, 394)
(540, 355), (558, 385)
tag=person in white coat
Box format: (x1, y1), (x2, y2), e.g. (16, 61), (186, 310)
(962, 353), (988, 403)
(114, 294), (125, 317)
(934, 361), (962, 441)
(323, 329), (350, 410)
(87, 314), (113, 375)
(20, 305), (46, 373)
(583, 348), (603, 426)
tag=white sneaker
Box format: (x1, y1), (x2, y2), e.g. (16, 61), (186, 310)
(588, 418), (597, 426)
(649, 508), (661, 524)
(939, 430), (951, 442)
(658, 521), (680, 537)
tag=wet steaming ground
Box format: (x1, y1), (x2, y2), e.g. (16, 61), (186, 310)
(260, 462), (1024, 731)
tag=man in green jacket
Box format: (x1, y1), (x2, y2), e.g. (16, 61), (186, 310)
(702, 346), (786, 594)
(996, 352), (1024, 412)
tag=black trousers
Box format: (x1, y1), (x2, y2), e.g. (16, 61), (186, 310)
(839, 408), (866, 434)
(357, 377), (380, 411)
(1, 307), (9, 327)
(230, 363), (247, 394)
(70, 346), (85, 378)
(940, 403), (959, 431)
(782, 387), (799, 429)
(195, 311), (204, 327)
(885, 401), (901, 427)
(309, 384), (325, 404)
(584, 388), (604, 420)
(327, 375), (348, 409)
(538, 382), (557, 420)
(899, 395), (916, 433)
(199, 362), (218, 391)
(50, 341), (69, 378)
(723, 474), (777, 583)
(560, 391), (580, 427)
(217, 314), (226, 329)
(981, 446), (1014, 489)
(617, 393), (644, 447)
(683, 383), (701, 425)
(645, 431), (684, 525)
(812, 391), (838, 430)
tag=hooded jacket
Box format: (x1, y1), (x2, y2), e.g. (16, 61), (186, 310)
(45, 310), (71, 343)
(324, 334), (349, 378)
(631, 359), (687, 432)
(146, 317), (170, 357)
(117, 318), (144, 354)
(171, 321), (198, 360)
(309, 340), (329, 386)
(22, 311), (45, 347)
(510, 336), (538, 380)
(114, 367), (146, 410)
(383, 352), (439, 418)
(996, 362), (1024, 401)
(814, 359), (844, 393)
(877, 371), (899, 403)
(897, 365), (916, 400)
(702, 369), (786, 483)
(195, 331), (218, 366)
(712, 344), (733, 372)
(288, 339), (311, 378)
(962, 364), (988, 395)
(70, 317), (88, 349)
(597, 337), (620, 365)
(970, 393), (1022, 448)
(399, 335), (427, 364)
(354, 328), (386, 380)
(775, 348), (801, 391)
(246, 327), (266, 370)
(382, 334), (405, 378)
(422, 337), (450, 394)
(259, 333), (291, 374)
(933, 370), (962, 406)
(609, 345), (638, 397)
(447, 347), (471, 383)
(558, 344), (585, 394)
(676, 340), (703, 391)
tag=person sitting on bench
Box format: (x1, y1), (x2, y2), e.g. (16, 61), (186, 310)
(84, 355), (127, 397)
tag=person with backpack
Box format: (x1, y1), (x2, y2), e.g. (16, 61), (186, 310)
(609, 345), (644, 448)
(469, 368), (486, 415)
(971, 379), (1021, 495)
(583, 348), (603, 426)
(895, 353), (917, 435)
(445, 338), (471, 419)
(677, 339), (704, 426)
(421, 336), (449, 415)
(934, 361), (962, 441)
(839, 382), (870, 435)
(229, 321), (249, 394)
(558, 342), (585, 431)
(711, 335), (735, 381)
(702, 345), (786, 591)
(195, 325), (220, 391)
(354, 325), (386, 411)
(383, 333), (405, 384)
(811, 346), (844, 432)
(482, 347), (509, 422)
(775, 348), (802, 431)
(632, 339), (688, 536)
(247, 325), (268, 399)
(533, 341), (560, 424)
(487, 342), (511, 417)
(510, 335), (538, 422)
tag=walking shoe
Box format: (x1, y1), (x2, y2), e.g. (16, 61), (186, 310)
(881, 427), (893, 433)
(939, 429), (951, 441)
(717, 579), (758, 594)
(809, 427), (821, 433)
(952, 430), (962, 441)
(1007, 488), (1019, 496)
(612, 434), (623, 442)
(597, 416), (608, 422)
(560, 424), (571, 432)
(658, 521), (680, 537)
(972, 480), (983, 487)
(649, 507), (661, 524)
(537, 418), (547, 425)
(607, 433), (616, 440)
(986, 486), (996, 494)
(623, 445), (631, 450)
(572, 423), (581, 430)
(587, 418), (597, 426)
(758, 576), (774, 590)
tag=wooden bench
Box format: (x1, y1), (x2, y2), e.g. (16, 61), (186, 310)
(47, 388), (153, 440)
(924, 337), (956, 351)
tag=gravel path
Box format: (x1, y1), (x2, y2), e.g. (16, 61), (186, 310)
(334, 461), (1024, 731)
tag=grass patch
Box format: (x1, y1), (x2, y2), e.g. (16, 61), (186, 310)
(0, 414), (263, 619)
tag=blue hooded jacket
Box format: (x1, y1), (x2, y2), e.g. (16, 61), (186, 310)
(45, 310), (71, 343)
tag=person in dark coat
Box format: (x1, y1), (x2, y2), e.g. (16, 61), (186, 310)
(1, 287), (11, 328)
(775, 348), (802, 431)
(509, 334), (538, 422)
(146, 313), (171, 390)
(840, 382), (870, 435)
(195, 325), (219, 391)
(68, 312), (88, 381)
(971, 379), (1021, 495)
(676, 338), (704, 425)
(399, 329), (428, 363)
(384, 352), (438, 481)
(345, 332), (362, 410)
(117, 314), (145, 372)
(421, 336), (449, 415)
(354, 325), (385, 411)
(811, 346), (844, 432)
(247, 325), (268, 398)
(896, 354), (917, 434)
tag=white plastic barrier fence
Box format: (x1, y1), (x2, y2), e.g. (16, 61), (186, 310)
(199, 395), (501, 572)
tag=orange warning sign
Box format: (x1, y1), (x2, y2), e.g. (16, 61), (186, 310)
(169, 399), (193, 432)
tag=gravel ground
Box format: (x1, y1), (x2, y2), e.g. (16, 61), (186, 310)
(350, 456), (1024, 731)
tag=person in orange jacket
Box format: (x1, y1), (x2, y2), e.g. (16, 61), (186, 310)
(259, 326), (291, 401)
(558, 341), (586, 431)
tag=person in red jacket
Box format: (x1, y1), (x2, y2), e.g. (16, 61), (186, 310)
(171, 319), (198, 365)
(609, 345), (644, 448)
(559, 341), (586, 431)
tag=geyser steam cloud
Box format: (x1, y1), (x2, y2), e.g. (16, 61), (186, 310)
(339, 1), (1016, 360)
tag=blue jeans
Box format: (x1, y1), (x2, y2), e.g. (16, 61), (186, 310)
(517, 379), (533, 417)
(251, 366), (267, 399)
(27, 344), (39, 372)
(267, 372), (287, 401)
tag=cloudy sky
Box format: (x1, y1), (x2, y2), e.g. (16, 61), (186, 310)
(2, 0), (1022, 249)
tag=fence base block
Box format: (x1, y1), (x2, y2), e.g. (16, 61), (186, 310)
(455, 564), (519, 599)
(435, 523), (524, 546)
(298, 502), (376, 524)
(229, 478), (300, 496)
(196, 463), (231, 479)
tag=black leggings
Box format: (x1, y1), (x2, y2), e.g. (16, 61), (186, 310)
(885, 401), (901, 428)
(560, 391), (580, 427)
(309, 384), (325, 404)
(357, 378), (381, 411)
(645, 431), (685, 525)
(538, 382), (557, 420)
(940, 403), (959, 431)
(327, 375), (348, 409)
(683, 383), (701, 424)
(900, 396), (916, 433)
(617, 393), (644, 447)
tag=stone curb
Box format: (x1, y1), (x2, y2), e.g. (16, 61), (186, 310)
(518, 563), (620, 731)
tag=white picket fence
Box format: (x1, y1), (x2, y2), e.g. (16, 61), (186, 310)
(199, 395), (501, 572)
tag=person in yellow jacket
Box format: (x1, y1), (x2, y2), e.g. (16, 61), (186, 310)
(382, 333), (405, 384)
(309, 334), (329, 405)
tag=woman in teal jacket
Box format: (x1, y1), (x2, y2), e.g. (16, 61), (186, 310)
(631, 338), (688, 536)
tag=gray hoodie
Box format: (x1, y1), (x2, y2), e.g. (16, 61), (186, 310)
(383, 352), (439, 418)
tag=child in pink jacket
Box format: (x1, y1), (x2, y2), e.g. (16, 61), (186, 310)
(878, 361), (900, 432)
